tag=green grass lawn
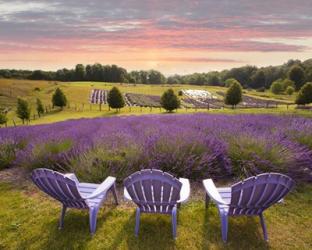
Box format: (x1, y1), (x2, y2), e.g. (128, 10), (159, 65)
(0, 176), (311, 250)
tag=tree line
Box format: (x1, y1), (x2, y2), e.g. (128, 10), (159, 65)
(1, 59), (312, 89)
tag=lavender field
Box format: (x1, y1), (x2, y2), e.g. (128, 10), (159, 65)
(1, 114), (312, 182)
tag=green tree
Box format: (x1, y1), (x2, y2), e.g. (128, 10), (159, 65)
(296, 82), (312, 105)
(288, 65), (305, 90)
(75, 64), (85, 81)
(286, 86), (295, 95)
(36, 98), (44, 117)
(270, 80), (284, 94)
(16, 98), (31, 124)
(107, 87), (125, 111)
(282, 79), (295, 91)
(251, 70), (265, 89)
(148, 70), (166, 84)
(52, 88), (67, 109)
(161, 89), (180, 112)
(225, 81), (242, 108)
(0, 113), (8, 127)
(225, 78), (240, 88)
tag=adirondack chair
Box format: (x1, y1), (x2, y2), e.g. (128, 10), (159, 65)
(123, 169), (190, 238)
(203, 173), (294, 242)
(31, 168), (118, 234)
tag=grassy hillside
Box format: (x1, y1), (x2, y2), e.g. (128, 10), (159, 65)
(0, 79), (306, 127)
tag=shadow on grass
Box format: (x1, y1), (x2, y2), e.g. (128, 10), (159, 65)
(17, 205), (117, 249)
(201, 205), (269, 250)
(106, 211), (176, 250)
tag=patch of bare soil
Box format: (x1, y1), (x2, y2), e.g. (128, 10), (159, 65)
(0, 167), (30, 186)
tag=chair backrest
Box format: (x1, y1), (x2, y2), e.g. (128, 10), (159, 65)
(31, 168), (88, 209)
(124, 169), (182, 214)
(229, 173), (294, 215)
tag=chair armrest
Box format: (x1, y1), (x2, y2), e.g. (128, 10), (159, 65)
(124, 187), (132, 201)
(177, 178), (190, 203)
(64, 173), (80, 185)
(85, 176), (116, 199)
(202, 179), (228, 205)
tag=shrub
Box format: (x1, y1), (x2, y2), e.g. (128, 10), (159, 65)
(36, 98), (44, 117)
(282, 79), (295, 90)
(296, 82), (312, 105)
(0, 144), (16, 170)
(286, 86), (295, 95)
(16, 98), (31, 124)
(52, 88), (67, 109)
(0, 113), (7, 127)
(161, 89), (180, 112)
(178, 90), (183, 96)
(270, 80), (284, 94)
(34, 87), (41, 91)
(224, 81), (242, 108)
(21, 140), (73, 170)
(107, 87), (125, 111)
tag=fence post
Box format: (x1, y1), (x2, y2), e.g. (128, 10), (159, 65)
(150, 107), (152, 112)
(99, 103), (102, 111)
(207, 103), (210, 110)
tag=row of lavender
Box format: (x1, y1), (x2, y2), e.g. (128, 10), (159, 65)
(89, 89), (161, 107)
(1, 114), (312, 182)
(89, 89), (108, 104)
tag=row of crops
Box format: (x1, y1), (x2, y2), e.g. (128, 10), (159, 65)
(89, 89), (108, 104)
(89, 89), (161, 107)
(89, 89), (288, 109)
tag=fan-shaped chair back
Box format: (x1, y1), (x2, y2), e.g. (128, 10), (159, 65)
(229, 173), (294, 215)
(124, 169), (182, 214)
(31, 168), (88, 209)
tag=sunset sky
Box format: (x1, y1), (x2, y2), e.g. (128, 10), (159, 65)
(0, 0), (312, 75)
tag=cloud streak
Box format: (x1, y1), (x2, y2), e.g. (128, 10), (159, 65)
(0, 0), (311, 73)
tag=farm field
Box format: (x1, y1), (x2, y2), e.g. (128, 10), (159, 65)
(1, 114), (312, 249)
(1, 78), (307, 127)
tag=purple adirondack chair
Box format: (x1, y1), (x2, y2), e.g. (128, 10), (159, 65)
(203, 173), (294, 242)
(123, 169), (190, 238)
(31, 168), (118, 234)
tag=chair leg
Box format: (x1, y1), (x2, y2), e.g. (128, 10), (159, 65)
(172, 207), (178, 239)
(259, 213), (268, 241)
(59, 205), (67, 229)
(89, 207), (99, 235)
(111, 183), (118, 205)
(135, 208), (140, 236)
(220, 214), (228, 243)
(205, 193), (210, 208)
